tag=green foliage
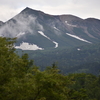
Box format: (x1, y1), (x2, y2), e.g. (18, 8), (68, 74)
(19, 43), (100, 75)
(0, 37), (100, 100)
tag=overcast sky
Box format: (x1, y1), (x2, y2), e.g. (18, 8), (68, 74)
(0, 0), (100, 22)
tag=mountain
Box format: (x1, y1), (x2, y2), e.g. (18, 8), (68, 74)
(0, 7), (100, 50)
(0, 7), (100, 75)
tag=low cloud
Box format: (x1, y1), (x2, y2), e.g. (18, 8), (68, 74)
(0, 12), (44, 37)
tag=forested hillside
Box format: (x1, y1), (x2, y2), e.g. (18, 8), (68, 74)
(17, 43), (100, 75)
(0, 37), (100, 100)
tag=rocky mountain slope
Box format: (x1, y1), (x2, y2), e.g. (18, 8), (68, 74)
(0, 7), (100, 50)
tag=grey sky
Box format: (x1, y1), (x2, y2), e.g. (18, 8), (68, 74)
(0, 0), (100, 22)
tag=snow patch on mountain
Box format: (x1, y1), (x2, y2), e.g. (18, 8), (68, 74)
(54, 27), (60, 31)
(15, 42), (43, 50)
(77, 48), (81, 51)
(38, 31), (58, 48)
(38, 31), (50, 40)
(65, 21), (77, 27)
(52, 41), (58, 48)
(66, 33), (92, 44)
(16, 32), (25, 37)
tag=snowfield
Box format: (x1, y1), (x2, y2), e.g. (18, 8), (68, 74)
(66, 33), (92, 44)
(15, 42), (43, 50)
(38, 31), (58, 48)
(65, 21), (77, 27)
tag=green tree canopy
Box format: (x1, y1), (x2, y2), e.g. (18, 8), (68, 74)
(0, 37), (100, 100)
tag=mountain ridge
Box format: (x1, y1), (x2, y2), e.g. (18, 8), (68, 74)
(0, 7), (100, 50)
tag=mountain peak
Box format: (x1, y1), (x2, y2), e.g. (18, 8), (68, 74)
(21, 7), (34, 12)
(85, 18), (100, 22)
(20, 7), (44, 16)
(24, 7), (33, 10)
